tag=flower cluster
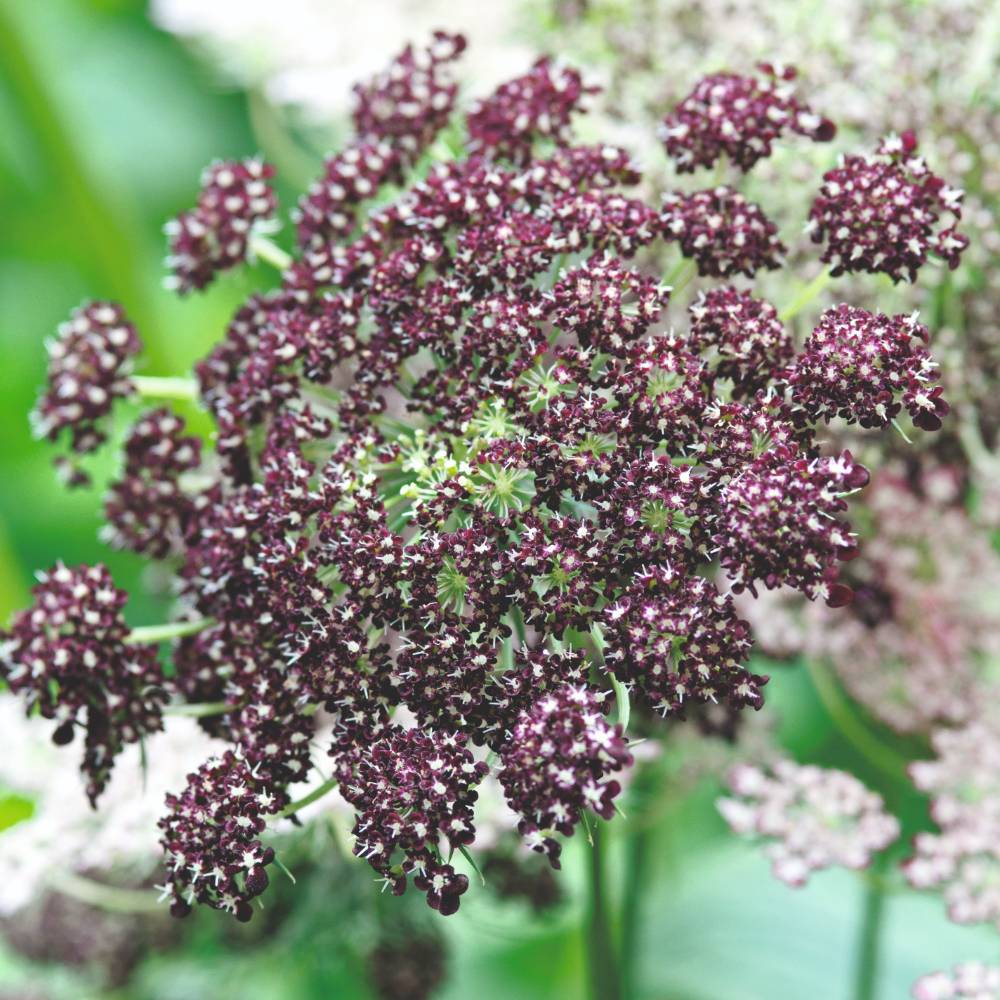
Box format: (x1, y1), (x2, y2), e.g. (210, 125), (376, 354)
(166, 158), (277, 293)
(687, 286), (793, 395)
(660, 64), (835, 173)
(339, 729), (488, 914)
(788, 304), (949, 431)
(660, 187), (785, 278)
(912, 963), (1000, 1000)
(738, 467), (1000, 736)
(102, 408), (202, 557)
(0, 564), (163, 805)
(10, 31), (969, 925)
(158, 750), (283, 921)
(806, 132), (968, 283)
(31, 301), (141, 459)
(499, 686), (631, 866)
(466, 57), (596, 163)
(351, 31), (466, 158)
(904, 720), (1000, 931)
(718, 761), (899, 886)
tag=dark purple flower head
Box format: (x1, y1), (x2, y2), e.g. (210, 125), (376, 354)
(166, 159), (277, 293)
(102, 408), (202, 558)
(601, 569), (762, 716)
(338, 728), (488, 914)
(687, 286), (793, 396)
(351, 31), (466, 159)
(660, 63), (835, 174)
(788, 305), (949, 431)
(159, 750), (284, 920)
(0, 562), (164, 804)
(660, 187), (786, 278)
(806, 132), (968, 283)
(32, 302), (141, 456)
(715, 446), (866, 605)
(499, 685), (631, 866)
(294, 141), (402, 249)
(547, 254), (670, 354)
(467, 58), (598, 164)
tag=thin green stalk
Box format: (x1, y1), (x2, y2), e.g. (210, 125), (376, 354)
(275, 776), (340, 820)
(854, 862), (887, 1000)
(619, 823), (648, 1000)
(127, 618), (213, 644)
(48, 870), (161, 914)
(586, 830), (621, 1000)
(804, 657), (909, 782)
(132, 375), (199, 401)
(163, 700), (231, 718)
(779, 266), (833, 322)
(249, 233), (294, 271)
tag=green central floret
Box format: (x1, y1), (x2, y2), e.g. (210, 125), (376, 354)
(471, 463), (535, 518)
(646, 366), (685, 397)
(437, 557), (470, 614)
(641, 500), (695, 537)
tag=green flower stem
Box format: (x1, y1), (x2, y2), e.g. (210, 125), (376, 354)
(132, 375), (200, 401)
(779, 266), (833, 322)
(664, 256), (696, 292)
(249, 233), (294, 272)
(127, 618), (213, 644)
(854, 859), (888, 1000)
(804, 657), (909, 782)
(48, 870), (161, 914)
(619, 823), (649, 1000)
(586, 829), (622, 1000)
(163, 701), (231, 719)
(275, 776), (340, 820)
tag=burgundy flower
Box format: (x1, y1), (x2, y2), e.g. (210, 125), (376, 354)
(0, 563), (163, 804)
(660, 63), (835, 174)
(351, 31), (466, 159)
(660, 187), (786, 278)
(499, 685), (631, 866)
(32, 302), (141, 457)
(788, 305), (949, 431)
(338, 728), (488, 914)
(687, 286), (793, 395)
(158, 750), (284, 920)
(806, 132), (968, 283)
(715, 445), (867, 605)
(166, 158), (277, 293)
(467, 58), (598, 164)
(102, 408), (202, 558)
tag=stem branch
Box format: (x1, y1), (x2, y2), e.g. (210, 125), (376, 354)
(854, 862), (887, 1000)
(250, 233), (293, 272)
(779, 266), (833, 323)
(47, 871), (161, 914)
(127, 618), (213, 644)
(586, 829), (621, 1000)
(132, 375), (199, 402)
(275, 776), (340, 820)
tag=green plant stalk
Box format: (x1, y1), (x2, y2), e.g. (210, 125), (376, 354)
(127, 618), (213, 644)
(275, 776), (340, 820)
(854, 862), (887, 1000)
(249, 232), (294, 271)
(804, 657), (910, 782)
(619, 822), (648, 1000)
(586, 830), (622, 1000)
(132, 375), (200, 401)
(779, 266), (833, 322)
(48, 870), (162, 914)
